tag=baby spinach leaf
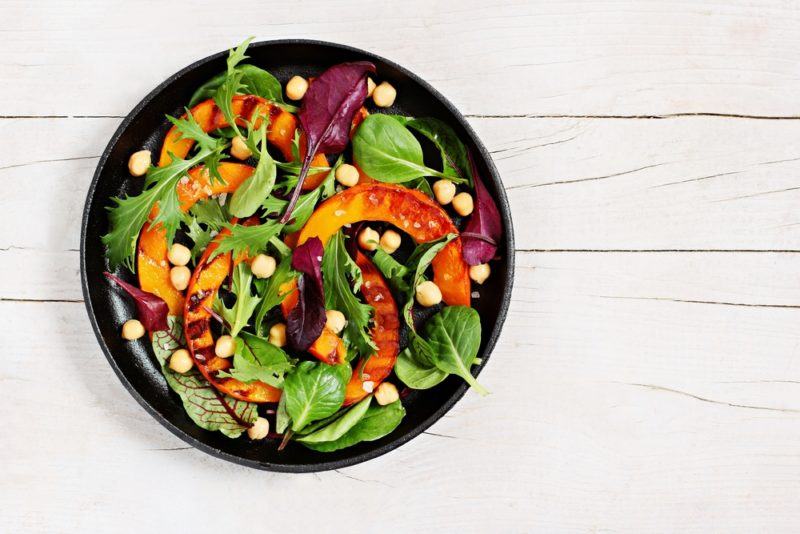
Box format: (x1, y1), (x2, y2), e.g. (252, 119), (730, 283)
(276, 394), (290, 434)
(213, 263), (260, 337)
(220, 332), (294, 388)
(301, 400), (405, 452)
(229, 119), (276, 218)
(406, 117), (471, 185)
(104, 272), (169, 333)
(352, 114), (449, 183)
(322, 232), (375, 359)
(283, 361), (349, 431)
(280, 61), (375, 223)
(394, 348), (448, 389)
(424, 306), (488, 395)
(152, 317), (257, 438)
(461, 153), (503, 266)
(296, 396), (372, 444)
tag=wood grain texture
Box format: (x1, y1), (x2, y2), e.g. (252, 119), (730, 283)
(3, 0), (800, 532)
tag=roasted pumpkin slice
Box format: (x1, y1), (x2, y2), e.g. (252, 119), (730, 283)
(343, 251), (400, 405)
(137, 162), (254, 315)
(183, 226), (282, 403)
(296, 183), (471, 306)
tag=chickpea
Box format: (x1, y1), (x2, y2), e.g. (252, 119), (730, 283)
(169, 349), (193, 374)
(269, 323), (287, 347)
(380, 230), (402, 254)
(367, 77), (376, 97)
(247, 417), (270, 440)
(325, 310), (347, 334)
(286, 76), (309, 100)
(362, 380), (375, 393)
(128, 150), (151, 177)
(170, 265), (191, 291)
(433, 179), (456, 205)
(215, 335), (235, 358)
(452, 192), (474, 216)
(372, 82), (396, 108)
(415, 281), (442, 307)
(335, 163), (360, 187)
(250, 254), (276, 279)
(167, 243), (191, 266)
(374, 382), (399, 406)
(469, 263), (491, 285)
(121, 319), (145, 340)
(358, 227), (380, 251)
(231, 136), (252, 160)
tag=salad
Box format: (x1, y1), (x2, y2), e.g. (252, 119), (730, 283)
(101, 38), (503, 452)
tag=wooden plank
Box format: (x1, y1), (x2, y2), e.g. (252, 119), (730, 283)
(5, 252), (800, 531)
(3, 116), (800, 278)
(1, 0), (799, 117)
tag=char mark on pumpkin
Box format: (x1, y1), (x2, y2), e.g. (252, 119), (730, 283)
(185, 319), (210, 342)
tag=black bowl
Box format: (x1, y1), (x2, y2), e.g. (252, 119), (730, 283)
(80, 39), (514, 472)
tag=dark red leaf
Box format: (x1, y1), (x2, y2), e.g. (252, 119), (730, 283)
(287, 238), (326, 351)
(104, 272), (169, 332)
(461, 153), (503, 266)
(280, 61), (375, 223)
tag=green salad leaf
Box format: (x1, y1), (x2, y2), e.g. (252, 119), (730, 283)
(219, 331), (294, 388)
(190, 64), (297, 113)
(296, 396), (372, 444)
(186, 218), (214, 262)
(214, 263), (260, 337)
(263, 188), (321, 234)
(102, 147), (212, 271)
(253, 256), (296, 336)
(322, 231), (375, 360)
(301, 400), (405, 452)
(394, 347), (448, 389)
(283, 361), (349, 432)
(229, 119), (276, 218)
(212, 219), (284, 259)
(406, 117), (472, 186)
(166, 109), (223, 153)
(352, 114), (450, 183)
(424, 306), (488, 395)
(151, 316), (257, 438)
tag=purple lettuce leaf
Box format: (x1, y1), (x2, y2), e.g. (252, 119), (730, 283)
(104, 272), (169, 332)
(279, 61), (375, 223)
(287, 237), (326, 351)
(461, 153), (503, 266)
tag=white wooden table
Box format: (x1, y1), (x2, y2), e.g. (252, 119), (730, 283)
(4, 1), (800, 531)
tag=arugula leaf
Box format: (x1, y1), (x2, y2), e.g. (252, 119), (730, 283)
(189, 197), (226, 230)
(151, 316), (257, 438)
(263, 187), (321, 234)
(212, 219), (283, 259)
(219, 331), (294, 388)
(352, 115), (456, 184)
(296, 396), (372, 444)
(229, 120), (276, 218)
(322, 232), (375, 360)
(189, 64), (298, 112)
(213, 263), (260, 337)
(406, 117), (472, 186)
(212, 38), (253, 138)
(166, 109), (222, 152)
(301, 400), (405, 452)
(394, 347), (448, 389)
(253, 255), (296, 336)
(186, 218), (214, 262)
(424, 306), (488, 395)
(102, 147), (211, 271)
(283, 361), (349, 432)
(370, 248), (409, 293)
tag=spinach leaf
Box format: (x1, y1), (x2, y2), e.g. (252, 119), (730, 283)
(394, 348), (448, 389)
(152, 317), (258, 438)
(352, 114), (450, 183)
(424, 306), (488, 395)
(229, 119), (276, 218)
(406, 117), (471, 186)
(296, 396), (372, 444)
(321, 231), (375, 360)
(219, 332), (293, 388)
(213, 263), (260, 337)
(283, 361), (349, 431)
(301, 400), (405, 452)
